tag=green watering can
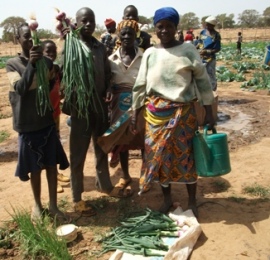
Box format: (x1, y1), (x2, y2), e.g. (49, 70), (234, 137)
(193, 126), (231, 177)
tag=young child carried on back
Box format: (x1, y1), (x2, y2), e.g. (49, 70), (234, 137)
(42, 40), (70, 193)
(6, 22), (70, 222)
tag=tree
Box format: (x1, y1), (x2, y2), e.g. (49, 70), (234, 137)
(263, 7), (270, 26)
(138, 15), (152, 25)
(238, 10), (260, 28)
(180, 12), (200, 30)
(216, 14), (235, 29)
(37, 29), (56, 39)
(0, 16), (26, 43)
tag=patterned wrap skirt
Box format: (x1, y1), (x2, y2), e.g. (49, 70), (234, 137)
(15, 125), (69, 181)
(139, 96), (198, 191)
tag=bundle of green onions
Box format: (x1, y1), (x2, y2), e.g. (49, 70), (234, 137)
(29, 15), (52, 116)
(97, 208), (188, 257)
(55, 9), (102, 125)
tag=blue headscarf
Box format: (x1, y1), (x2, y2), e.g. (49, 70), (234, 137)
(153, 7), (180, 26)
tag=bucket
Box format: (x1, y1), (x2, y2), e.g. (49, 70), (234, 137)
(263, 45), (270, 66)
(193, 126), (231, 177)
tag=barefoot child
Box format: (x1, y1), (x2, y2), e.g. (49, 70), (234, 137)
(42, 40), (70, 193)
(6, 22), (69, 221)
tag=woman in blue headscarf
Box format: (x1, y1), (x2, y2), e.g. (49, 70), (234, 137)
(130, 7), (215, 217)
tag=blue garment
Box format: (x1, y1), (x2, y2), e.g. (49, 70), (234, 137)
(16, 125), (69, 181)
(199, 29), (221, 62)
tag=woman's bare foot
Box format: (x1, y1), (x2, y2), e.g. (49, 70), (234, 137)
(188, 200), (198, 218)
(159, 197), (173, 214)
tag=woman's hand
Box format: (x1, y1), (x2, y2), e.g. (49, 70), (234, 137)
(130, 109), (140, 135)
(204, 105), (216, 130)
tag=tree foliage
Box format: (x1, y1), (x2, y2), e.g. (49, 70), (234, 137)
(0, 16), (25, 43)
(180, 12), (200, 30)
(263, 7), (270, 26)
(216, 14), (235, 29)
(238, 10), (260, 28)
(138, 15), (152, 25)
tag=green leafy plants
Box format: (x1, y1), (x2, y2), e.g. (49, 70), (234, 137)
(10, 207), (72, 260)
(242, 183), (270, 198)
(0, 130), (9, 143)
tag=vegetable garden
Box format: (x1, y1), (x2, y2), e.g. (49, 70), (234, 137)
(216, 41), (270, 91)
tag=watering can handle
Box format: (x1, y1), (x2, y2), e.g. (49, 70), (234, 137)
(203, 125), (217, 136)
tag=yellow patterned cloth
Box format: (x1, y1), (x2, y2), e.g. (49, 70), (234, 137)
(139, 96), (198, 192)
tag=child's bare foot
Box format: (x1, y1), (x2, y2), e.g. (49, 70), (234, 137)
(31, 205), (46, 222)
(49, 207), (72, 224)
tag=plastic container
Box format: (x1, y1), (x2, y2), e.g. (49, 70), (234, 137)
(263, 45), (270, 65)
(193, 126), (231, 177)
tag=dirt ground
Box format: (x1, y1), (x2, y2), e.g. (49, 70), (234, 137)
(1, 41), (270, 259)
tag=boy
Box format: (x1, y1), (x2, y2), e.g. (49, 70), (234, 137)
(122, 5), (152, 51)
(6, 22), (69, 221)
(61, 7), (129, 217)
(42, 39), (70, 193)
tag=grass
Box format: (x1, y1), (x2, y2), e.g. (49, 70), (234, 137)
(242, 183), (270, 198)
(211, 180), (230, 192)
(0, 130), (9, 143)
(0, 56), (13, 69)
(9, 207), (72, 260)
(228, 196), (246, 203)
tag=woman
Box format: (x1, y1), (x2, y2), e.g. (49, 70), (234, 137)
(198, 16), (221, 91)
(105, 19), (144, 196)
(130, 7), (215, 217)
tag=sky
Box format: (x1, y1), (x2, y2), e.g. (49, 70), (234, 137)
(0, 0), (269, 37)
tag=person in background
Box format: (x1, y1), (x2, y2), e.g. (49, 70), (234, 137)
(61, 7), (132, 217)
(198, 15), (221, 91)
(237, 31), (242, 55)
(103, 19), (144, 196)
(6, 22), (69, 222)
(177, 29), (184, 43)
(122, 5), (152, 51)
(184, 30), (193, 43)
(42, 40), (70, 194)
(100, 18), (117, 56)
(130, 7), (215, 218)
(193, 36), (200, 48)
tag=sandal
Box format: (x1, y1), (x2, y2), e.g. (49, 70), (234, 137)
(74, 200), (96, 217)
(108, 185), (133, 198)
(115, 177), (132, 190)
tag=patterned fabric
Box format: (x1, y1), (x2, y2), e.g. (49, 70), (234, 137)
(139, 96), (198, 192)
(117, 20), (139, 33)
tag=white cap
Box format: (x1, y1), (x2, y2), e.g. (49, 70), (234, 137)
(205, 16), (217, 26)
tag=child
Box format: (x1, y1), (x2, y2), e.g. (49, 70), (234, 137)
(122, 5), (152, 51)
(100, 18), (117, 56)
(6, 22), (70, 221)
(237, 32), (242, 55)
(61, 7), (127, 217)
(42, 40), (70, 193)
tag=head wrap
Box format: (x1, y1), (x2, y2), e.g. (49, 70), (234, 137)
(116, 20), (139, 33)
(104, 18), (116, 28)
(153, 7), (180, 26)
(205, 16), (217, 26)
